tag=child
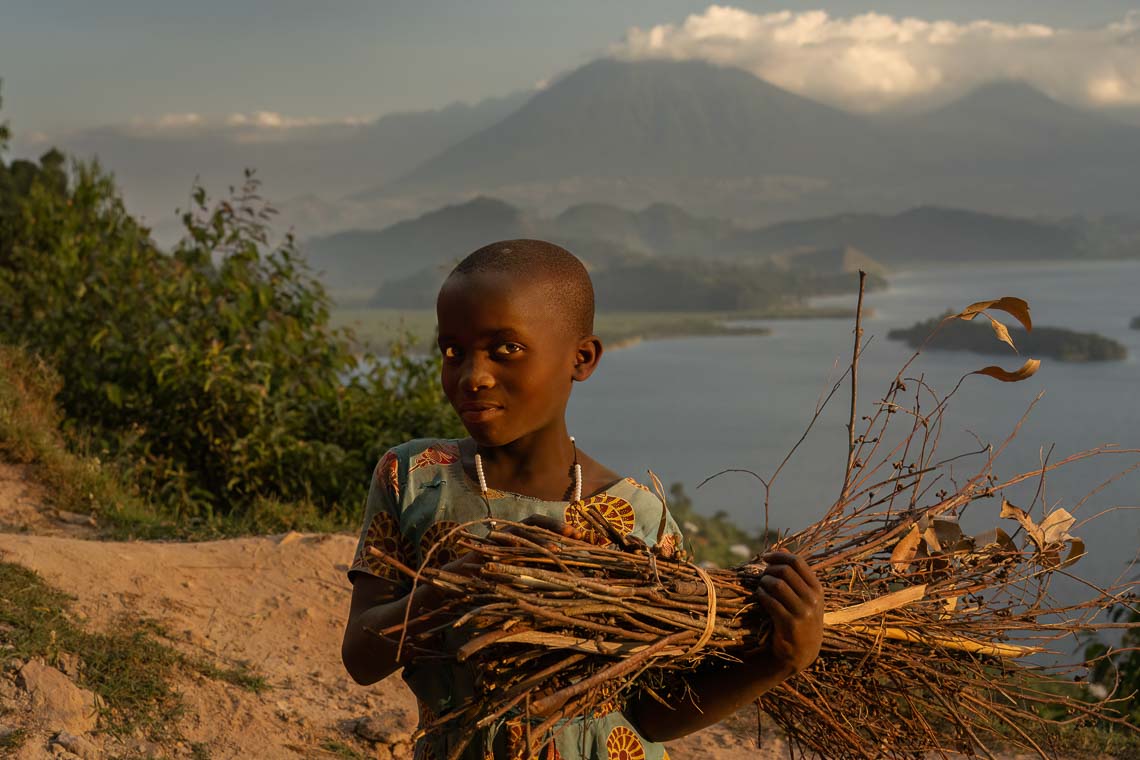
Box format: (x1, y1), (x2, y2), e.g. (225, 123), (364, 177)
(341, 240), (824, 759)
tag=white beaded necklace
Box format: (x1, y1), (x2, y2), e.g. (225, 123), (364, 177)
(474, 436), (582, 502)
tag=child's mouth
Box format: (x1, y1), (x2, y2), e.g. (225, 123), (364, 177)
(458, 403), (503, 424)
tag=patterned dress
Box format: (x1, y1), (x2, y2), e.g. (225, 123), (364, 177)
(349, 438), (683, 760)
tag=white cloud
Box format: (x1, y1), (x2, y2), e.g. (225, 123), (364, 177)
(224, 111), (369, 129)
(614, 7), (1140, 111)
(115, 111), (369, 138)
(154, 112), (204, 128)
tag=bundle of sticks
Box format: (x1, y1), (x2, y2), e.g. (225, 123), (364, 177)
(369, 286), (1140, 759)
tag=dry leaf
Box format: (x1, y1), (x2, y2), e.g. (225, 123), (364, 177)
(999, 500), (1084, 567)
(972, 527), (1015, 554)
(972, 359), (1041, 382)
(890, 525), (923, 572)
(956, 297), (1033, 331)
(988, 317), (1018, 354)
(1060, 538), (1087, 568)
(924, 518), (969, 554)
(1038, 509), (1076, 544)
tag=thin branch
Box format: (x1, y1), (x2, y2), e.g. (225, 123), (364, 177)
(841, 270), (868, 502)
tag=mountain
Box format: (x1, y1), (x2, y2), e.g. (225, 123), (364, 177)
(354, 59), (891, 220)
(303, 197), (538, 289)
(23, 63), (1140, 243)
(552, 202), (736, 257)
(15, 91), (530, 243)
(729, 206), (1083, 265)
(306, 195), (1126, 297)
(900, 81), (1132, 158)
(768, 245), (888, 278)
(350, 67), (1140, 224)
(881, 81), (1140, 216)
(304, 195), (751, 291)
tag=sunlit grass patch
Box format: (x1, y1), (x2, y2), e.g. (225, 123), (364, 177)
(0, 560), (269, 741)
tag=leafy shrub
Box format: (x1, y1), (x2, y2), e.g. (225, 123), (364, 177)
(665, 483), (777, 567)
(0, 342), (148, 521)
(1084, 601), (1140, 726)
(0, 123), (460, 522)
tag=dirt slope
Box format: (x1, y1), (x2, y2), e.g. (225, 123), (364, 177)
(0, 462), (784, 759)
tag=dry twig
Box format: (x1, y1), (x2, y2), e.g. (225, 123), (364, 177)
(373, 294), (1140, 759)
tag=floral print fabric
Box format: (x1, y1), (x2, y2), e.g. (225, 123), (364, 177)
(349, 438), (683, 760)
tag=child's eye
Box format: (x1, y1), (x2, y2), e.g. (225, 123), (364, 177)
(441, 345), (461, 360)
(494, 342), (523, 357)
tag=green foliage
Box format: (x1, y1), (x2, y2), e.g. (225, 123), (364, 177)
(0, 343), (153, 525)
(1084, 600), (1140, 726)
(665, 483), (777, 568)
(888, 315), (1128, 362)
(0, 133), (461, 523)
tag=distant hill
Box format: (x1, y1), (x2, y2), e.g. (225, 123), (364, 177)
(379, 59), (887, 191)
(346, 63), (1140, 224)
(371, 255), (877, 313)
(305, 197), (1138, 293)
(27, 60), (1140, 240)
(552, 202), (736, 258)
(897, 81), (1138, 164)
(303, 197), (538, 288)
(878, 81), (1140, 216)
(767, 246), (888, 278)
(729, 206), (1083, 265)
(19, 91), (531, 243)
(28, 59), (1140, 242)
(351, 59), (892, 220)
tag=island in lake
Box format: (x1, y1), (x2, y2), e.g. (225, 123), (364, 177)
(1131, 315), (1140, 330)
(888, 316), (1127, 362)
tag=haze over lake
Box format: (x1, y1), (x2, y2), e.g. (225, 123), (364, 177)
(569, 260), (1140, 586)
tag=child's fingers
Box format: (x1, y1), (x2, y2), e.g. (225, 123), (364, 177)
(752, 585), (794, 625)
(763, 551), (824, 594)
(758, 568), (815, 617)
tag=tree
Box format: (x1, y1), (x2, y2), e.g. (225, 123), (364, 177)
(0, 107), (460, 522)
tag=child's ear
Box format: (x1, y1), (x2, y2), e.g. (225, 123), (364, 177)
(572, 336), (603, 382)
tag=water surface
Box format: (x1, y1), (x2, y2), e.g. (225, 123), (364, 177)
(568, 260), (1140, 587)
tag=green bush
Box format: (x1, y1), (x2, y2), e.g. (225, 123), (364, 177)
(1084, 600), (1140, 726)
(0, 113), (460, 523)
(0, 342), (148, 521)
(665, 483), (777, 567)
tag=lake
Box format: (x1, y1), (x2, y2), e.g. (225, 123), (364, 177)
(568, 260), (1140, 589)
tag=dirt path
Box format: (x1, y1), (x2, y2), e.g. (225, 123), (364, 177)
(0, 462), (785, 759)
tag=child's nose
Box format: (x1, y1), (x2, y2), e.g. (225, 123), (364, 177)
(461, 354), (496, 392)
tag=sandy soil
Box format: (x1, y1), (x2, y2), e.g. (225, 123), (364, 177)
(0, 462), (785, 759)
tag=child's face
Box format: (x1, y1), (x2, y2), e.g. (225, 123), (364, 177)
(436, 271), (593, 447)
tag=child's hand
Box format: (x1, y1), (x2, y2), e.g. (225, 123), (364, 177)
(753, 551), (824, 676)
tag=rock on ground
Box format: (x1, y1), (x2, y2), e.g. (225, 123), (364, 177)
(17, 661), (98, 735)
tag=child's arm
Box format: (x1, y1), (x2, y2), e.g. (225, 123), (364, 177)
(624, 551), (824, 742)
(342, 574), (446, 684)
(343, 544), (489, 684)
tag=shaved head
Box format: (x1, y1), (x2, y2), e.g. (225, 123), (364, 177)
(447, 239), (595, 336)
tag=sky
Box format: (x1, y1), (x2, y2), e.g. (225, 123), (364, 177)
(3, 0), (1140, 136)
